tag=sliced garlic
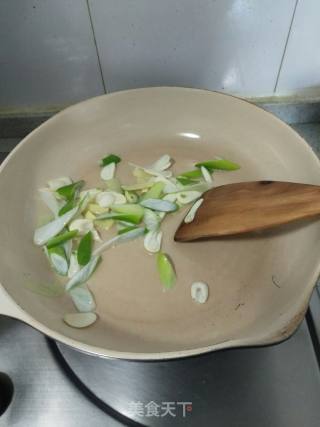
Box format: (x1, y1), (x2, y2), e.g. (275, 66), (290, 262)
(85, 211), (96, 221)
(110, 192), (126, 205)
(144, 230), (163, 253)
(63, 312), (97, 328)
(100, 162), (116, 180)
(191, 281), (209, 304)
(176, 191), (202, 205)
(69, 219), (94, 235)
(184, 198), (204, 223)
(88, 203), (109, 215)
(96, 192), (116, 208)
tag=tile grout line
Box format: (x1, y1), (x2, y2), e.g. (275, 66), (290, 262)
(86, 0), (107, 93)
(273, 0), (300, 93)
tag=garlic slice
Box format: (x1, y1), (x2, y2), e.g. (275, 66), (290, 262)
(184, 198), (204, 223)
(63, 312), (97, 328)
(176, 191), (202, 205)
(191, 281), (209, 304)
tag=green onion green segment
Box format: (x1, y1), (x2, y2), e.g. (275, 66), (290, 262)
(56, 180), (85, 201)
(46, 230), (78, 249)
(195, 159), (240, 171)
(77, 231), (93, 266)
(101, 154), (121, 167)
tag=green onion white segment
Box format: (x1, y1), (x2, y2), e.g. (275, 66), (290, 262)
(33, 154), (240, 327)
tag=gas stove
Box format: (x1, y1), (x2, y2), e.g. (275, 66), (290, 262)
(1, 118), (320, 427)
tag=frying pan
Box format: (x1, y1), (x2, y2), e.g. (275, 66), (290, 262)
(1, 87), (320, 360)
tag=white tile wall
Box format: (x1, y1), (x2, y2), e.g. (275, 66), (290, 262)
(276, 0), (320, 95)
(0, 0), (104, 109)
(0, 0), (318, 109)
(89, 0), (296, 96)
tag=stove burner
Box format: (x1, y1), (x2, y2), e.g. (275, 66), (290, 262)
(47, 318), (320, 427)
(0, 372), (14, 416)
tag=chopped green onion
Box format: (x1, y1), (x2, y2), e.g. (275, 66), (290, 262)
(68, 252), (80, 278)
(100, 154), (121, 167)
(144, 230), (162, 253)
(38, 188), (61, 217)
(93, 227), (145, 256)
(195, 159), (240, 171)
(56, 180), (85, 201)
(176, 176), (199, 186)
(179, 169), (203, 179)
(200, 166), (212, 183)
(77, 231), (93, 266)
(140, 198), (178, 212)
(34, 206), (78, 246)
(48, 177), (72, 191)
(46, 246), (68, 276)
(175, 182), (209, 194)
(46, 230), (78, 249)
(141, 182), (165, 201)
(58, 199), (76, 216)
(118, 225), (138, 235)
(96, 212), (141, 224)
(143, 208), (161, 231)
(157, 252), (176, 289)
(101, 163), (116, 181)
(65, 255), (101, 291)
(63, 238), (73, 260)
(70, 284), (96, 313)
(111, 204), (144, 222)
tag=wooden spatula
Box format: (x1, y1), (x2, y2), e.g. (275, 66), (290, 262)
(174, 181), (320, 242)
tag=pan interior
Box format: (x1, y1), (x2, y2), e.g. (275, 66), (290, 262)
(1, 88), (320, 357)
